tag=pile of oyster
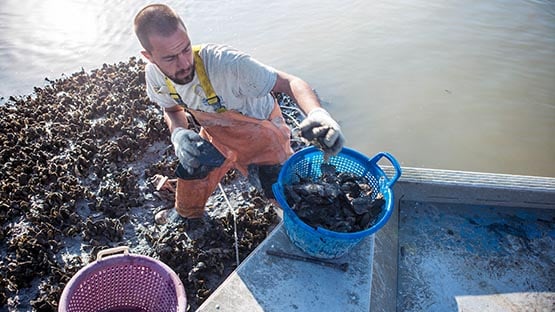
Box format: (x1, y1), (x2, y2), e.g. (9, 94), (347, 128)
(284, 163), (385, 233)
(0, 58), (306, 311)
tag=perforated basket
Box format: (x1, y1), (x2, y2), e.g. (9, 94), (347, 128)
(59, 247), (187, 312)
(272, 146), (401, 258)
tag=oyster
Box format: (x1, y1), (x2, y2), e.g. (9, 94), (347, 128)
(285, 165), (385, 233)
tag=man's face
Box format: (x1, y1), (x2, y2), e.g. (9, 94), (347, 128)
(142, 24), (194, 85)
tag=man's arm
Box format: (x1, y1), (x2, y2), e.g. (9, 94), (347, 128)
(272, 70), (345, 156)
(163, 105), (189, 133)
(272, 70), (321, 114)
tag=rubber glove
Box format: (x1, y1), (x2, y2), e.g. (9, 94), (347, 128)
(300, 107), (345, 156)
(171, 127), (203, 175)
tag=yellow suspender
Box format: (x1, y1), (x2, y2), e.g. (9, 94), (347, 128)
(164, 45), (226, 112)
(164, 77), (185, 106)
(192, 45), (221, 107)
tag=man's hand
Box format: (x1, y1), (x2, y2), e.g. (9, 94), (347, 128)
(171, 127), (203, 175)
(300, 108), (345, 156)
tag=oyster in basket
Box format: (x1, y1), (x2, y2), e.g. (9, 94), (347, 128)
(284, 168), (385, 233)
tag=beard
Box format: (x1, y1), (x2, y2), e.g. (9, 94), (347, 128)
(170, 67), (195, 85)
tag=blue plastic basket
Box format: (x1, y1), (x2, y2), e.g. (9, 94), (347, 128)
(272, 146), (401, 259)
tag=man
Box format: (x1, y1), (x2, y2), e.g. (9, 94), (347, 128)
(134, 4), (344, 223)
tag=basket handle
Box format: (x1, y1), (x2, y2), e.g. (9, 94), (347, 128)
(97, 246), (130, 260)
(369, 152), (402, 188)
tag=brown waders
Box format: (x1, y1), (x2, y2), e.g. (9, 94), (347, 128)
(175, 102), (293, 218)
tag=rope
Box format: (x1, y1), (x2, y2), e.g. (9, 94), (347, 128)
(217, 182), (240, 266)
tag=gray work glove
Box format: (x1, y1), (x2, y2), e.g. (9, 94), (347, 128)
(300, 107), (345, 156)
(171, 127), (203, 175)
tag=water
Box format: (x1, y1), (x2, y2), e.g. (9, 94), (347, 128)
(1, 0), (554, 177)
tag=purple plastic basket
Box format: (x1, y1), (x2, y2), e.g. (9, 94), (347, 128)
(59, 247), (187, 312)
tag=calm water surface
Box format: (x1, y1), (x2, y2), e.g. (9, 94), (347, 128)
(1, 0), (554, 177)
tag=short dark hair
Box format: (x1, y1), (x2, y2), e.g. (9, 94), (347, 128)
(134, 4), (186, 52)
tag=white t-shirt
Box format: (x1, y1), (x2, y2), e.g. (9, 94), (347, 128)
(145, 43), (278, 120)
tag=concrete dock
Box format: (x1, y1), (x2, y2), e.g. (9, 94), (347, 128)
(199, 167), (555, 312)
(197, 223), (375, 312)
